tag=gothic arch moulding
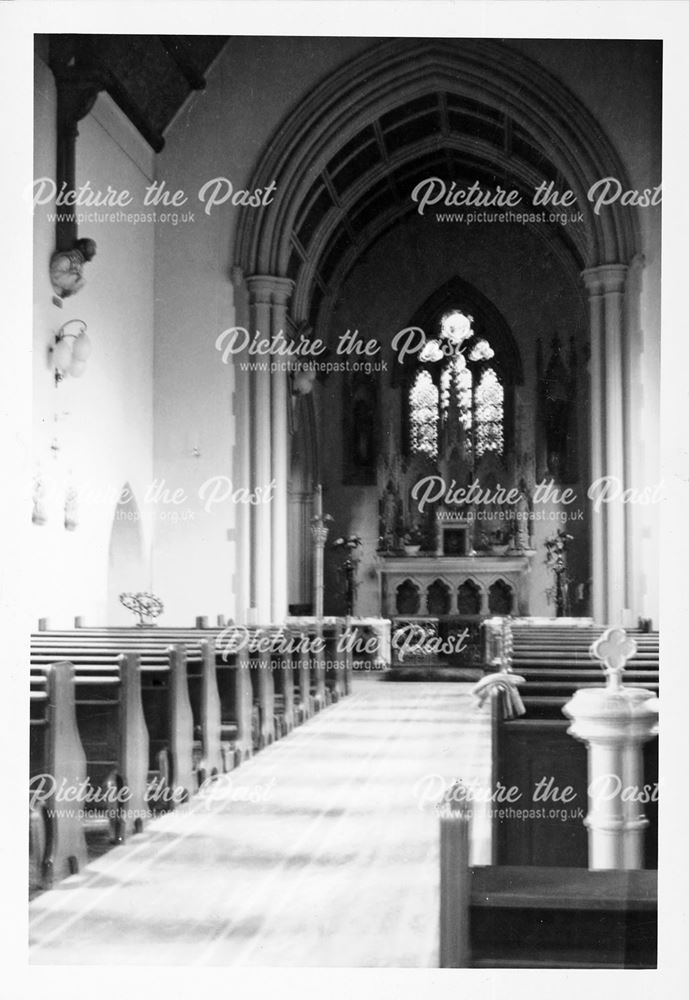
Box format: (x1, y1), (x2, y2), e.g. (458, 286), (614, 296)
(234, 38), (641, 327)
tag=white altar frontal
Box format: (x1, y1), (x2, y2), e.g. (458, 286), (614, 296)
(378, 554), (533, 618)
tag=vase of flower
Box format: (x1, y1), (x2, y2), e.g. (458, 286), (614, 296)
(402, 524), (424, 555)
(488, 529), (510, 555)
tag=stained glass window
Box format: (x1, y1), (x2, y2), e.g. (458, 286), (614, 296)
(409, 369), (439, 458)
(474, 368), (504, 457)
(408, 320), (504, 463)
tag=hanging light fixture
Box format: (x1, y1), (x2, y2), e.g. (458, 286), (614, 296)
(51, 319), (92, 385)
(291, 364), (317, 396)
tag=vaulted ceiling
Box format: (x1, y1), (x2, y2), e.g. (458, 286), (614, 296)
(286, 86), (586, 327)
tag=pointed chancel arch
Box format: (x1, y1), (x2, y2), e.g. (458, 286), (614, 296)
(235, 39), (638, 290)
(233, 37), (650, 626)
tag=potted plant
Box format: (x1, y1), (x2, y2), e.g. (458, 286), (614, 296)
(402, 524), (424, 555)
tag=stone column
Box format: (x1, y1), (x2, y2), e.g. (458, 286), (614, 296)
(311, 507), (330, 619)
(479, 586), (490, 617)
(269, 278), (294, 622)
(288, 488), (313, 607)
(563, 627), (658, 870)
(231, 268), (251, 625)
(582, 265), (628, 625)
(245, 275), (294, 624)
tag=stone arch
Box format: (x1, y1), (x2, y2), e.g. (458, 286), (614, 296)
(235, 38), (640, 294)
(427, 577), (452, 616)
(233, 37), (650, 626)
(457, 578), (482, 616)
(396, 578), (421, 616)
(488, 578), (514, 615)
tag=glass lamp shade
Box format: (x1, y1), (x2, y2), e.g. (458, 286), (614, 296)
(53, 338), (73, 371)
(69, 359), (87, 378)
(72, 332), (92, 361)
(293, 369), (316, 395)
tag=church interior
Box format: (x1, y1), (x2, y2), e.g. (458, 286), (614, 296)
(26, 31), (663, 970)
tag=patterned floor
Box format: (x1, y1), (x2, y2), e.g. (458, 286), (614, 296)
(29, 675), (491, 966)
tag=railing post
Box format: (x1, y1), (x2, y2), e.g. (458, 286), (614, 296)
(439, 781), (472, 968)
(563, 627), (659, 869)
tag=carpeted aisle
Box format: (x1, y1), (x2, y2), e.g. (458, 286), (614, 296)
(29, 675), (491, 966)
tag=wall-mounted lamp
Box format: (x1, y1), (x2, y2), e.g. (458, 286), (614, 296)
(291, 365), (317, 396)
(51, 319), (92, 385)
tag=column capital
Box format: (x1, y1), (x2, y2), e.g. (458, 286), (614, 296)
(245, 274), (295, 306)
(581, 264), (628, 296)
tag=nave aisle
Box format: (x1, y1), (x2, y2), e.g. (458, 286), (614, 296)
(30, 676), (491, 966)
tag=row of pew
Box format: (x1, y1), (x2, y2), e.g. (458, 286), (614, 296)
(435, 617), (660, 966)
(29, 618), (353, 892)
(482, 618), (659, 868)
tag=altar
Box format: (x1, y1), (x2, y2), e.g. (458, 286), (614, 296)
(378, 553), (533, 619)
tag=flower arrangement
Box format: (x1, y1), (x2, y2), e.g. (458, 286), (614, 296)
(402, 524), (424, 547)
(544, 530), (574, 572)
(332, 534), (362, 552)
(476, 528), (510, 553)
(544, 530), (574, 616)
(119, 592), (164, 627)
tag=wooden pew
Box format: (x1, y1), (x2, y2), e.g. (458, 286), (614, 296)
(439, 786), (656, 968)
(32, 632), (233, 771)
(30, 652), (148, 841)
(34, 626), (263, 766)
(30, 662), (88, 889)
(480, 618), (659, 868)
(267, 627), (296, 737)
(31, 643), (196, 805)
(28, 617), (324, 894)
(34, 617), (333, 764)
(110, 626), (270, 758)
(284, 617), (353, 708)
